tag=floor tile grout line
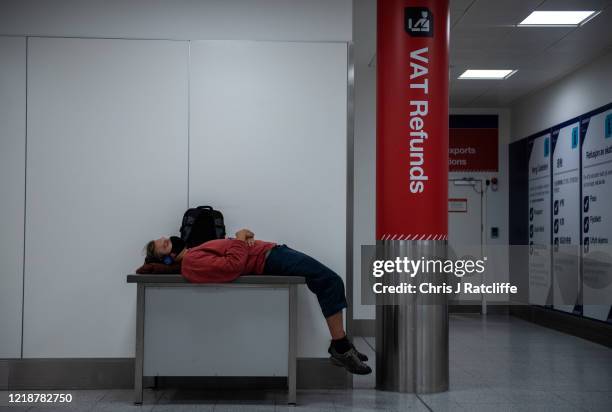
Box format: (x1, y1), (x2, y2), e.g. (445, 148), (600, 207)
(415, 393), (434, 412)
(96, 389), (109, 403)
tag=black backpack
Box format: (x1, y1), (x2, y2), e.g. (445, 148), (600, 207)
(180, 206), (226, 248)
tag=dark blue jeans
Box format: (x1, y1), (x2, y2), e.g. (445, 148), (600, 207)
(263, 244), (348, 318)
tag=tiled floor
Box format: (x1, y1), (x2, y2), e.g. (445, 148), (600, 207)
(2, 314), (611, 411)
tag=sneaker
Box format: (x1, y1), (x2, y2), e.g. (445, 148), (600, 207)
(328, 346), (372, 375)
(331, 335), (369, 361)
(351, 343), (369, 362)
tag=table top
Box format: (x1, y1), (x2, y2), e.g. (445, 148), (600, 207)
(126, 274), (305, 284)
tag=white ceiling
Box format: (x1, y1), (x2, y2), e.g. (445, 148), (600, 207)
(450, 0), (612, 107)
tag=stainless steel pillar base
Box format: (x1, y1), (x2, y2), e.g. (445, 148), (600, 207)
(375, 240), (449, 393)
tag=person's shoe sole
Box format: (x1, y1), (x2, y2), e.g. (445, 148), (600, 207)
(328, 356), (372, 375)
(330, 353), (368, 364)
(356, 351), (368, 362)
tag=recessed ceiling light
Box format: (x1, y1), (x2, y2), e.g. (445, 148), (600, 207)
(518, 11), (599, 27)
(458, 70), (517, 80)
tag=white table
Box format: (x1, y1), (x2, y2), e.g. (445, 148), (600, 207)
(126, 274), (304, 405)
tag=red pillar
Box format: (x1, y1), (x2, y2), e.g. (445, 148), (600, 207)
(376, 0), (449, 241)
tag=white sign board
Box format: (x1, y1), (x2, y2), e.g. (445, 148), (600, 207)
(552, 122), (580, 313)
(581, 108), (612, 322)
(528, 134), (552, 305)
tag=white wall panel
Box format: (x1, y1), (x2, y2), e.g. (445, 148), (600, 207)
(190, 41), (347, 358)
(352, 0), (377, 320)
(0, 0), (352, 42)
(24, 37), (188, 357)
(0, 36), (26, 358)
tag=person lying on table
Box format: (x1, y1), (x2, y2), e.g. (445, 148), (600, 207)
(144, 229), (371, 375)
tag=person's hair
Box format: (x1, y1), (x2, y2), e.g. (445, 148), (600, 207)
(143, 240), (158, 262)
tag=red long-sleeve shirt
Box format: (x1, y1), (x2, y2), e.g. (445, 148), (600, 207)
(181, 238), (276, 283)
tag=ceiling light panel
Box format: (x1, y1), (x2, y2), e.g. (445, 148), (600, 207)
(518, 11), (598, 26)
(458, 69), (517, 79)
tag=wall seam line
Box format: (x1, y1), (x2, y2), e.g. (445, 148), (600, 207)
(21, 36), (29, 360)
(187, 41), (191, 208)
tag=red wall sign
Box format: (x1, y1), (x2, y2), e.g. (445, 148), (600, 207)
(448, 129), (498, 172)
(376, 0), (449, 241)
(449, 127), (498, 172)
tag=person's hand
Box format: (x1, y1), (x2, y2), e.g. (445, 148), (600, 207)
(235, 228), (254, 242)
(244, 229), (255, 246)
(235, 230), (247, 241)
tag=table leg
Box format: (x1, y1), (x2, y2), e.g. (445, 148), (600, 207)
(288, 284), (297, 405)
(134, 284), (145, 404)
